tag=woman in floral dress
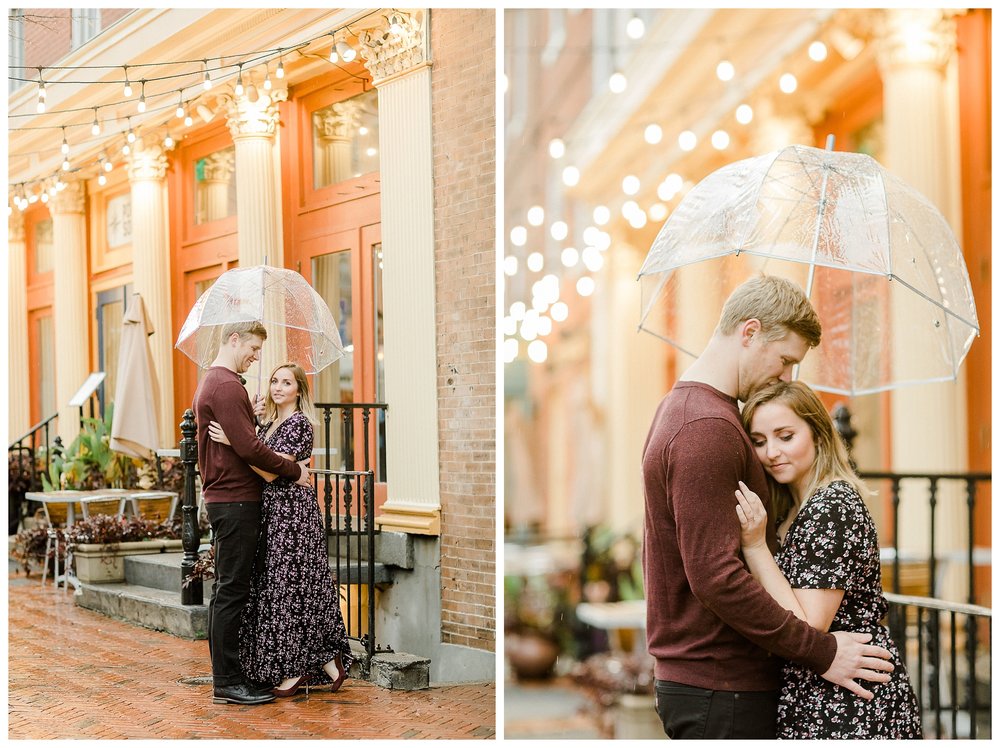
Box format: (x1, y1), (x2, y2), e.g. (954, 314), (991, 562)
(734, 381), (921, 739)
(209, 362), (352, 698)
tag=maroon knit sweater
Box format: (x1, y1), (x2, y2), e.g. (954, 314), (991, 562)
(642, 381), (837, 691)
(193, 366), (302, 503)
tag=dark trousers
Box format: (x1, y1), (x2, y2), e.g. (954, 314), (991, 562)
(654, 680), (778, 739)
(206, 501), (261, 687)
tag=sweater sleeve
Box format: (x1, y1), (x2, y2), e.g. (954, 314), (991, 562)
(213, 381), (302, 480)
(669, 417), (837, 673)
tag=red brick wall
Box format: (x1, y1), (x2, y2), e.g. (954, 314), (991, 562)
(19, 9), (135, 69)
(431, 8), (496, 652)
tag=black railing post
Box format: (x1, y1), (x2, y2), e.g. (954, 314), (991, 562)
(832, 403), (857, 469)
(928, 478), (939, 599)
(891, 477), (901, 594)
(365, 470), (376, 660)
(965, 478), (976, 605)
(362, 407), (371, 472)
(343, 475), (354, 636)
(179, 409), (203, 605)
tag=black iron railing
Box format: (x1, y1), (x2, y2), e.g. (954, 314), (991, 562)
(313, 402), (388, 479)
(885, 593), (991, 739)
(860, 472), (991, 603)
(312, 468), (386, 662)
(7, 413), (60, 485)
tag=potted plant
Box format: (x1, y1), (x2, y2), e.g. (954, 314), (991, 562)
(67, 514), (197, 584)
(504, 569), (580, 679)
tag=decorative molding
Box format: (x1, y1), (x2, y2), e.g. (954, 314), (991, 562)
(49, 179), (86, 214)
(222, 85), (288, 139)
(126, 141), (171, 182)
(358, 10), (429, 84)
(875, 8), (958, 73)
(8, 210), (25, 242)
(201, 149), (236, 181)
(312, 99), (362, 140)
(375, 506), (441, 536)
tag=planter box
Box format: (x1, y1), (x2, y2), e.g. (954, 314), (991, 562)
(73, 539), (184, 584)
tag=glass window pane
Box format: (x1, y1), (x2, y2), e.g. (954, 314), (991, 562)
(311, 88), (379, 190)
(194, 146), (237, 224)
(38, 316), (55, 418)
(106, 193), (132, 248)
(313, 251), (353, 404)
(193, 277), (217, 386)
(100, 298), (125, 412)
(35, 218), (53, 274)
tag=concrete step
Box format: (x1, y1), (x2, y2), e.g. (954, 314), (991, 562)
(76, 581), (208, 639)
(327, 530), (413, 569)
(126, 551), (392, 590)
(74, 582), (429, 690)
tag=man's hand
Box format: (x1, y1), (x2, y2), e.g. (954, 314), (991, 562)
(295, 459), (312, 487)
(821, 631), (894, 699)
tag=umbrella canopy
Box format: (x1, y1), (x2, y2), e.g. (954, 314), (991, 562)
(175, 265), (345, 375)
(638, 144), (980, 396)
(110, 293), (161, 459)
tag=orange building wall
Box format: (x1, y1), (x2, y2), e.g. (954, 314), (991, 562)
(433, 8), (497, 653)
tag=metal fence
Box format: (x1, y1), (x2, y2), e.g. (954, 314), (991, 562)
(885, 593), (991, 739)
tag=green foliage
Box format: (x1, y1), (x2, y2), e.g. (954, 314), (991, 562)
(38, 404), (136, 490)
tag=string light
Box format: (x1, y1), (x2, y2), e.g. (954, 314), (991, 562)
(164, 132), (175, 148)
(176, 90), (185, 119)
(735, 104), (753, 124)
(779, 72), (798, 93)
(276, 53), (285, 79)
(626, 14), (645, 40)
(126, 118), (136, 143)
(678, 130), (697, 151)
(644, 123), (662, 144)
(548, 138), (565, 159)
(562, 166), (580, 187)
(235, 65), (244, 96)
(91, 107), (101, 135)
(711, 129), (730, 149)
(122, 139), (131, 156)
(203, 59), (213, 90)
(60, 127), (69, 155)
(337, 39), (357, 62)
(137, 80), (146, 112)
(184, 109), (193, 127)
(36, 69), (46, 113)
(329, 33), (340, 63)
(123, 65), (132, 97)
(609, 71), (627, 93)
(263, 65), (272, 90)
(716, 60), (735, 81)
(808, 40), (828, 62)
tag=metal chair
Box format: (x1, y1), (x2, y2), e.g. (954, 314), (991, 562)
(128, 491), (178, 524)
(40, 498), (82, 589)
(79, 494), (128, 519)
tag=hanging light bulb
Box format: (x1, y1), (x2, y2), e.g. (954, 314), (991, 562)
(644, 123), (663, 145)
(263, 65), (272, 91)
(126, 118), (136, 143)
(122, 140), (131, 156)
(40, 191), (49, 203)
(626, 13), (645, 40)
(123, 65), (132, 97)
(61, 127), (69, 155)
(35, 71), (46, 113)
(203, 60), (213, 90)
(716, 60), (735, 82)
(678, 130), (697, 151)
(276, 53), (285, 79)
(184, 110), (193, 127)
(562, 165), (580, 187)
(101, 152), (113, 172)
(98, 173), (107, 186)
(609, 71), (627, 93)
(91, 107), (101, 136)
(175, 90), (185, 119)
(137, 80), (146, 112)
(163, 133), (175, 148)
(735, 104), (754, 125)
(62, 155), (70, 171)
(711, 129), (730, 150)
(337, 40), (356, 62)
(809, 40), (828, 62)
(779, 73), (798, 94)
(329, 33), (340, 63)
(548, 138), (565, 159)
(234, 65), (245, 96)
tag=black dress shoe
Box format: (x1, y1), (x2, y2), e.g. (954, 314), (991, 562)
(213, 682), (276, 705)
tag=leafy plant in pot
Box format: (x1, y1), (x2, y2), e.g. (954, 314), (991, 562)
(66, 514), (187, 584)
(504, 571), (578, 679)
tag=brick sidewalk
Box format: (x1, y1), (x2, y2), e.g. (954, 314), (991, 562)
(8, 571), (495, 739)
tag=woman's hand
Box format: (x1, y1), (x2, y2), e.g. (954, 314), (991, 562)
(208, 420), (231, 446)
(735, 481), (768, 550)
(251, 393), (266, 418)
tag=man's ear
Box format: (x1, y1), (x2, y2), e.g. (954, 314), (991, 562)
(740, 318), (762, 346)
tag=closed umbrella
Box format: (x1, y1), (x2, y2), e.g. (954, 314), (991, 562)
(110, 293), (160, 459)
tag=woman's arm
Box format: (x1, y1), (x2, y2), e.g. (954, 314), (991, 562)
(736, 482), (844, 632)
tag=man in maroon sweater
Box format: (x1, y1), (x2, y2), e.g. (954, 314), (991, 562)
(194, 321), (311, 706)
(642, 276), (893, 738)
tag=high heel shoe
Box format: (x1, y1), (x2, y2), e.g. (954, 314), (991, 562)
(327, 655), (347, 693)
(272, 675), (308, 698)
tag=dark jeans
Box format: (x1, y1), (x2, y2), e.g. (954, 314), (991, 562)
(654, 680), (778, 739)
(207, 501), (261, 687)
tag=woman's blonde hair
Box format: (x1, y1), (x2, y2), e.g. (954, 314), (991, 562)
(263, 362), (318, 425)
(741, 380), (869, 520)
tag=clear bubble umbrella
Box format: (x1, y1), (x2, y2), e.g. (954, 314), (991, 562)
(175, 265), (345, 378)
(638, 143), (980, 396)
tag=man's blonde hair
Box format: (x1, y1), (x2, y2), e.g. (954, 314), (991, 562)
(717, 275), (821, 347)
(221, 320), (268, 342)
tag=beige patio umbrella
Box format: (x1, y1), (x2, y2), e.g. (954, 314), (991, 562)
(109, 293), (161, 459)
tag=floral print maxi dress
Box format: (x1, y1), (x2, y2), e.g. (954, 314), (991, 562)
(239, 411), (353, 687)
(774, 480), (922, 739)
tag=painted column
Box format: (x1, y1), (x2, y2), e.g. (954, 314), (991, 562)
(223, 85), (288, 388)
(126, 141), (175, 449)
(8, 211), (30, 437)
(876, 8), (968, 594)
(201, 149), (235, 222)
(360, 11), (442, 534)
(49, 180), (90, 444)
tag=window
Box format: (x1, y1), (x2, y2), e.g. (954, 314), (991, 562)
(193, 146), (237, 224)
(106, 193), (132, 248)
(311, 88), (379, 190)
(96, 284), (133, 415)
(71, 9), (101, 49)
(35, 218), (54, 274)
